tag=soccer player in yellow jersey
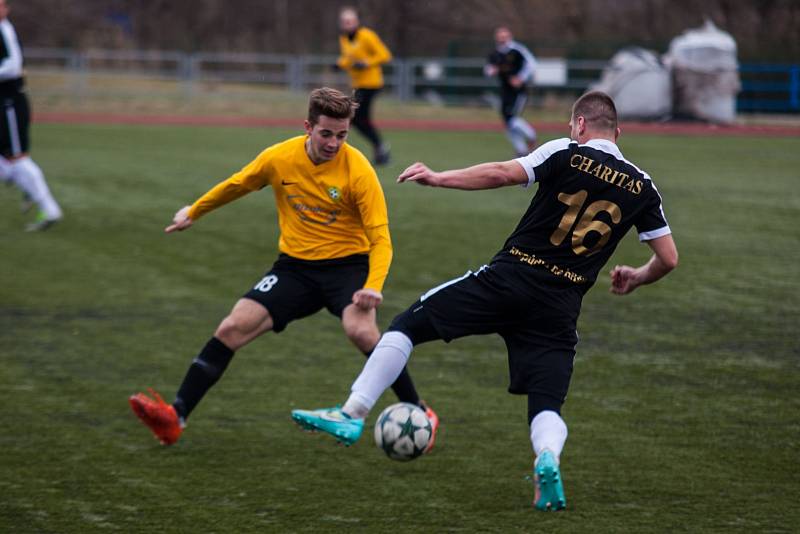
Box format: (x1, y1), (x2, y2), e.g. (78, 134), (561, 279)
(337, 6), (392, 165)
(129, 88), (438, 446)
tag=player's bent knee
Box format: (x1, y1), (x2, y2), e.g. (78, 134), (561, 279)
(213, 316), (241, 345)
(214, 311), (272, 348)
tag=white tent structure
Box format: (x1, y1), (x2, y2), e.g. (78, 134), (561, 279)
(590, 47), (672, 121)
(667, 20), (741, 124)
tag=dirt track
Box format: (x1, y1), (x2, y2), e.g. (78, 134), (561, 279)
(35, 111), (800, 138)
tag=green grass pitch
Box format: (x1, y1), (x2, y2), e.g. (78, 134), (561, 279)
(1, 122), (798, 532)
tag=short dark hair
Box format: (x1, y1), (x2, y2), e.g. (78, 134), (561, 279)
(572, 91), (618, 132)
(307, 87), (358, 125)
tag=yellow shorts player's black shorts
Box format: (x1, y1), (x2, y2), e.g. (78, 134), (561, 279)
(243, 253), (369, 333)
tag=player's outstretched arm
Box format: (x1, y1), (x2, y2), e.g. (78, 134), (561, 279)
(610, 234), (678, 295)
(165, 205), (194, 233)
(398, 160), (527, 190)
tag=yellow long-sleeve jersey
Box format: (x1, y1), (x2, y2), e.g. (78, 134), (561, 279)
(187, 136), (392, 292)
(337, 26), (392, 89)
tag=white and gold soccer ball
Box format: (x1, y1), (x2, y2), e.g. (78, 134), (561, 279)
(374, 402), (432, 461)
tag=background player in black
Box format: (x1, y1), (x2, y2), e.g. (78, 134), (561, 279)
(292, 92), (678, 511)
(0, 0), (62, 231)
(485, 26), (538, 156)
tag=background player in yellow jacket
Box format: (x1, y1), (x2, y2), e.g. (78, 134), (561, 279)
(337, 6), (392, 165)
(129, 87), (437, 446)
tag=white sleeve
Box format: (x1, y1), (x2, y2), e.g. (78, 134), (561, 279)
(0, 21), (23, 80)
(512, 42), (537, 83)
(514, 138), (572, 188)
(636, 182), (672, 241)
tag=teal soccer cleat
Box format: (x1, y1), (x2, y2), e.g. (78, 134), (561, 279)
(291, 406), (364, 446)
(533, 450), (567, 511)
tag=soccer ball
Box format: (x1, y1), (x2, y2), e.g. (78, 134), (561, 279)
(373, 402), (432, 461)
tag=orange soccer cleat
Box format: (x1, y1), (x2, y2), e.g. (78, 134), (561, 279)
(128, 388), (183, 445)
(421, 402), (440, 453)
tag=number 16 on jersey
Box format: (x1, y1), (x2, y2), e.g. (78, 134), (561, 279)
(550, 190), (621, 257)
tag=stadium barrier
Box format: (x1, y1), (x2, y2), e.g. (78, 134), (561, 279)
(738, 64), (800, 112)
(25, 48), (799, 113)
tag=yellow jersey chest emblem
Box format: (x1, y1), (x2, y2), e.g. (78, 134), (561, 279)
(327, 186), (342, 202)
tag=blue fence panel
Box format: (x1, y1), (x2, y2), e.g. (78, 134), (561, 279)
(738, 63), (800, 113)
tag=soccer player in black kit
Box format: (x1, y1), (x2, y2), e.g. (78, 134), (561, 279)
(485, 26), (538, 156)
(0, 0), (62, 231)
(292, 92), (678, 511)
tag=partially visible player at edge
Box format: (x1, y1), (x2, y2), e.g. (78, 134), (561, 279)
(292, 91), (678, 511)
(337, 6), (392, 165)
(485, 26), (538, 157)
(129, 87), (438, 447)
(0, 0), (62, 231)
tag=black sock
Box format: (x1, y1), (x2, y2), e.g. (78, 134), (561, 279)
(363, 349), (421, 407)
(173, 337), (234, 420)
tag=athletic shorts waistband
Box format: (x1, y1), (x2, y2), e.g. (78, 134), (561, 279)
(276, 253), (369, 268)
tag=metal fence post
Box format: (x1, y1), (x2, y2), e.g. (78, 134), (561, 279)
(182, 53), (197, 99)
(289, 56), (305, 91)
(73, 51), (88, 102)
(391, 59), (402, 100)
(395, 59), (408, 101)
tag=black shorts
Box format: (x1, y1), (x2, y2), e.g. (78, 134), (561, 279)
(391, 262), (580, 398)
(0, 90), (30, 158)
(243, 253), (369, 333)
(500, 85), (528, 123)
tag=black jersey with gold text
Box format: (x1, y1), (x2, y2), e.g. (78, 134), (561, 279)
(493, 138), (671, 292)
(486, 41), (536, 89)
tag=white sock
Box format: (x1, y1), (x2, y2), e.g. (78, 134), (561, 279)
(342, 331), (413, 419)
(11, 157), (62, 220)
(508, 117), (537, 154)
(530, 410), (568, 463)
(506, 126), (528, 155)
(0, 155), (11, 183)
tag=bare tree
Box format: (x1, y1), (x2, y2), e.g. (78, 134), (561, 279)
(10, 0), (799, 61)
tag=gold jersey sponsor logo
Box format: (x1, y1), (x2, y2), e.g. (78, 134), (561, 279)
(509, 246), (588, 284)
(287, 194), (341, 226)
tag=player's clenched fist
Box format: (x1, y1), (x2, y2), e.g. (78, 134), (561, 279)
(609, 265), (639, 295)
(352, 288), (383, 309)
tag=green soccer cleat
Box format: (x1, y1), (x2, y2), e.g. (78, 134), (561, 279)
(25, 211), (60, 232)
(533, 450), (567, 511)
(291, 406), (364, 446)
